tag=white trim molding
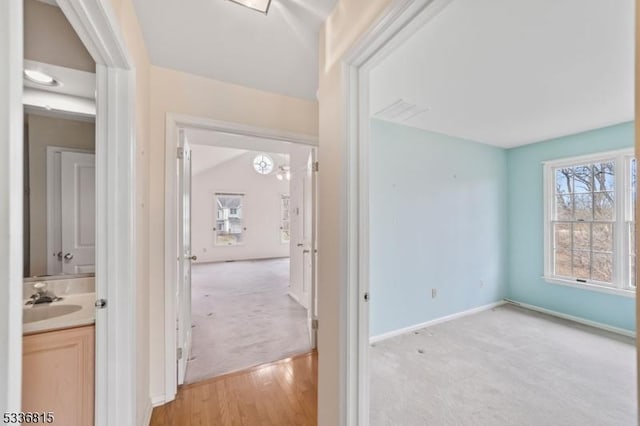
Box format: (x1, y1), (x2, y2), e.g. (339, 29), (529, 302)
(370, 301), (506, 344)
(341, 0), (453, 423)
(55, 1), (137, 426)
(163, 114), (317, 404)
(504, 299), (636, 338)
(542, 148), (635, 295)
(0, 0), (24, 413)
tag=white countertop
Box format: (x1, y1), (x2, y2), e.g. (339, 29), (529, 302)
(23, 292), (96, 335)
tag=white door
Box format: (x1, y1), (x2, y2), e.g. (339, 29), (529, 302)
(303, 150), (318, 348)
(176, 134), (193, 385)
(60, 151), (95, 274)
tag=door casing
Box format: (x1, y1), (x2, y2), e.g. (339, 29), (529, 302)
(163, 114), (318, 403)
(0, 0), (138, 423)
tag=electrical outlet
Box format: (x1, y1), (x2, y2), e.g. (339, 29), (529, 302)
(431, 288), (437, 298)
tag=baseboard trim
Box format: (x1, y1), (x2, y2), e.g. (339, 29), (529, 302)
(504, 298), (636, 338)
(369, 301), (506, 344)
(142, 398), (153, 426)
(150, 394), (167, 407)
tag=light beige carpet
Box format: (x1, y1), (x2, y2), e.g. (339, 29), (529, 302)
(185, 258), (311, 384)
(371, 304), (636, 426)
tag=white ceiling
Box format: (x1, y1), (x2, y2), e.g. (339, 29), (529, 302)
(370, 0), (634, 148)
(187, 129), (292, 176)
(132, 0), (336, 100)
(190, 145), (247, 176)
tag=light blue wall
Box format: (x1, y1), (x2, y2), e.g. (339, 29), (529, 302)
(370, 119), (509, 337)
(507, 122), (635, 332)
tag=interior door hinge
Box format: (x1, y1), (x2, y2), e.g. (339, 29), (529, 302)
(312, 319), (319, 330)
(312, 161), (319, 172)
(177, 347), (183, 360)
(177, 147), (184, 159)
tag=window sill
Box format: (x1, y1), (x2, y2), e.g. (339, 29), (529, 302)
(543, 276), (636, 298)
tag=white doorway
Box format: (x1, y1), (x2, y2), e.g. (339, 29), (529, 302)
(0, 0), (137, 423)
(164, 115), (318, 398)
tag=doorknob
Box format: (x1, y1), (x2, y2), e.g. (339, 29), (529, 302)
(303, 249), (310, 254)
(190, 255), (197, 261)
(63, 253), (74, 261)
(297, 243), (304, 247)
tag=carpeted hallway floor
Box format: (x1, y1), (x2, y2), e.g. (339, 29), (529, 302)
(185, 258), (311, 384)
(370, 304), (636, 426)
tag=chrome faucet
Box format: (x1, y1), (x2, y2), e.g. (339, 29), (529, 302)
(26, 282), (60, 305)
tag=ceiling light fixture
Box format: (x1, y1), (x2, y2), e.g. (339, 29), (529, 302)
(275, 166), (291, 181)
(228, 0), (272, 14)
(24, 69), (59, 86)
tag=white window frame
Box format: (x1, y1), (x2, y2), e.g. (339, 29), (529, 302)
(214, 192), (245, 246)
(543, 148), (635, 297)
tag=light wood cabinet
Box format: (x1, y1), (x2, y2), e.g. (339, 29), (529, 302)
(22, 325), (94, 426)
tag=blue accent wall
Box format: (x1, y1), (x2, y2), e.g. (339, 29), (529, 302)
(370, 120), (636, 337)
(370, 119), (509, 337)
(507, 122), (635, 332)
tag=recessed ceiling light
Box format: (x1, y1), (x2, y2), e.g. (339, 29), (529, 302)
(228, 0), (271, 14)
(24, 69), (59, 86)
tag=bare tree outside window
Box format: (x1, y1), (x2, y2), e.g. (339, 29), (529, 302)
(553, 162), (615, 283)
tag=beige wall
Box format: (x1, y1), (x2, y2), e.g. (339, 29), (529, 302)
(23, 0), (95, 72)
(317, 1), (391, 424)
(26, 114), (94, 277)
(147, 65), (318, 399)
(105, 0), (152, 424)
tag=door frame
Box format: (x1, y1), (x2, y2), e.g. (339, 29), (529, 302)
(341, 0), (453, 423)
(0, 0), (138, 423)
(0, 0), (25, 413)
(163, 113), (318, 402)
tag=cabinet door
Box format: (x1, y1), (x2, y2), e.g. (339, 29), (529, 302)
(23, 326), (94, 426)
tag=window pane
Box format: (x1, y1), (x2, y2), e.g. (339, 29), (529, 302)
(573, 251), (591, 279)
(593, 162), (615, 192)
(555, 169), (572, 194)
(216, 194), (244, 245)
(554, 250), (572, 277)
(631, 255), (636, 288)
(553, 223), (571, 251)
(573, 223), (590, 250)
(572, 165), (593, 193)
(593, 192), (614, 221)
(592, 223), (613, 252)
(574, 194), (593, 221)
(555, 195), (572, 220)
(592, 253), (613, 283)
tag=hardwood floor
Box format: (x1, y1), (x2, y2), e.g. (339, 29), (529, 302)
(150, 351), (317, 426)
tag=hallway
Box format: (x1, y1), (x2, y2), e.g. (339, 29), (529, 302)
(185, 258), (311, 384)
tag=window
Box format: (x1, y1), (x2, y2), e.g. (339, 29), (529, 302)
(544, 149), (636, 296)
(280, 194), (290, 243)
(215, 193), (245, 246)
(253, 154), (274, 175)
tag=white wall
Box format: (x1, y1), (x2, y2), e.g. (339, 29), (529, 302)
(192, 151), (290, 263)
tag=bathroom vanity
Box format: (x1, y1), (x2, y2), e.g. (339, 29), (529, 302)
(21, 277), (96, 426)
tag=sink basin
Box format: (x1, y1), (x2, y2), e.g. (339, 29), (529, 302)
(23, 304), (83, 324)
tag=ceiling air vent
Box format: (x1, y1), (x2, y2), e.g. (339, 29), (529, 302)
(374, 99), (429, 122)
